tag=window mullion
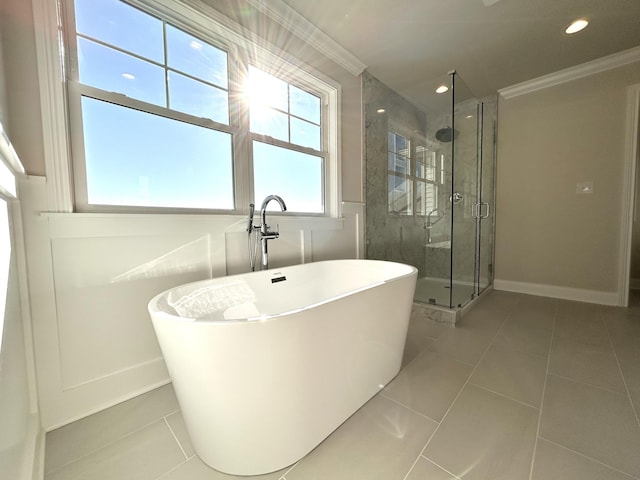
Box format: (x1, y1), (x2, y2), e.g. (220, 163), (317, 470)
(228, 45), (252, 212)
(74, 82), (235, 134)
(162, 20), (169, 109)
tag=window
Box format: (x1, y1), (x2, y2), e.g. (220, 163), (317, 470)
(388, 131), (441, 216)
(387, 131), (412, 215)
(247, 66), (324, 213)
(64, 0), (337, 214)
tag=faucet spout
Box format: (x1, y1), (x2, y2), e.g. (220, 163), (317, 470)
(257, 195), (287, 270)
(260, 195), (287, 235)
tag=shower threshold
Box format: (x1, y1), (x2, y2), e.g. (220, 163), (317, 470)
(412, 279), (492, 326)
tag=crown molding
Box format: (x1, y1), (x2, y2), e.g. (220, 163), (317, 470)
(246, 0), (367, 77)
(499, 45), (640, 99)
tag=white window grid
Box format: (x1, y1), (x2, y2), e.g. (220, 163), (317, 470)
(60, 0), (338, 215)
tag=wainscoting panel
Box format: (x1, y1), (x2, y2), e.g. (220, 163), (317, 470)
(22, 177), (364, 429)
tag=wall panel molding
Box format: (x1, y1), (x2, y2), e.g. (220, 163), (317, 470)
(24, 178), (364, 429)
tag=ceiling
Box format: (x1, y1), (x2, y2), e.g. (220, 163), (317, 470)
(282, 0), (640, 106)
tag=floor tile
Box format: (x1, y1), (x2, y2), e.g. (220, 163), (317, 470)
(608, 332), (640, 412)
(405, 457), (458, 480)
(531, 438), (636, 480)
(555, 300), (606, 323)
(548, 336), (625, 392)
(457, 304), (507, 334)
(603, 312), (640, 342)
(540, 374), (640, 477)
(166, 411), (195, 458)
(407, 311), (450, 340)
(42, 292), (640, 480)
(508, 296), (556, 331)
(285, 394), (437, 480)
(158, 456), (287, 480)
(423, 384), (538, 480)
(554, 305), (608, 344)
(429, 327), (494, 366)
(469, 343), (547, 407)
(45, 384), (179, 473)
(402, 334), (434, 367)
(45, 419), (186, 480)
(383, 350), (472, 421)
(492, 318), (552, 358)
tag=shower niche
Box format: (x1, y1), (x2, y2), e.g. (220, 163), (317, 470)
(364, 70), (496, 321)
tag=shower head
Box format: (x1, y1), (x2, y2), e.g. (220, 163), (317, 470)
(435, 127), (457, 142)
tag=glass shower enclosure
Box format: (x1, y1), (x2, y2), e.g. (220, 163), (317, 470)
(364, 70), (496, 310)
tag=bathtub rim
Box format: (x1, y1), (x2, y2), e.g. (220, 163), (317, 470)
(148, 259), (417, 324)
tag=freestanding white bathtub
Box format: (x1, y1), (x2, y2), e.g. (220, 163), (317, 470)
(148, 259), (417, 475)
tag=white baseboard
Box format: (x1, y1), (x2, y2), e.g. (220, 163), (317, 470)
(493, 279), (620, 306)
(630, 278), (640, 291)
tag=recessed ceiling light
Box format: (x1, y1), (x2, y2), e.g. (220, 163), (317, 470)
(435, 85), (449, 94)
(376, 108), (386, 114)
(565, 18), (589, 34)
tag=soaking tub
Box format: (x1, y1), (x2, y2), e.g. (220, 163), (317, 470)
(148, 259), (417, 475)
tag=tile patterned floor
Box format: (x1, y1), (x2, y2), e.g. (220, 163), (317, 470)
(44, 290), (640, 480)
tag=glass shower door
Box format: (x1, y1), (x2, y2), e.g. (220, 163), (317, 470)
(450, 73), (480, 307)
(476, 99), (497, 294)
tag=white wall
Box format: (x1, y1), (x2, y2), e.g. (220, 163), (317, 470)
(0, 199), (41, 480)
(0, 0), (43, 475)
(495, 61), (640, 304)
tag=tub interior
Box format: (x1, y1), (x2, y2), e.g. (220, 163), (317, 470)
(152, 260), (416, 322)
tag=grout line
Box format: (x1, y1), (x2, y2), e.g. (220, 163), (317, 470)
(153, 457), (190, 480)
(400, 454), (424, 480)
(163, 417), (189, 460)
(545, 372), (629, 396)
(603, 311), (640, 430)
(538, 436), (640, 480)
(45, 417), (174, 476)
(378, 391), (442, 424)
(528, 299), (557, 480)
(415, 296), (516, 473)
(467, 381), (540, 411)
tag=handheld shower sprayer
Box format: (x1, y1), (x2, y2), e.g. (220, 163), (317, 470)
(247, 203), (255, 232)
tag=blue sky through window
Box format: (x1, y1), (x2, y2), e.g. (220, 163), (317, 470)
(72, 0), (326, 213)
(82, 97), (233, 209)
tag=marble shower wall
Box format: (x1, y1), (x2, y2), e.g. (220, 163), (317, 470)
(363, 71), (433, 278)
(363, 70), (497, 294)
(364, 71), (452, 279)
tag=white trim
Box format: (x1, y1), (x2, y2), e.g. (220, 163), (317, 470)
(246, 0), (366, 77)
(0, 122), (24, 176)
(38, 0), (343, 217)
(32, 0), (74, 212)
(33, 422), (45, 480)
(499, 46), (640, 99)
(23, 414), (44, 480)
(619, 84), (640, 306)
(493, 279), (619, 306)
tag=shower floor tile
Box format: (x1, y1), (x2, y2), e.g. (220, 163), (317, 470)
(44, 290), (640, 480)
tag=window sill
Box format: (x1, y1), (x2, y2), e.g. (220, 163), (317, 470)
(40, 211), (345, 239)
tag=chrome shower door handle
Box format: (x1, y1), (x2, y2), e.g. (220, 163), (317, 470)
(479, 202), (490, 219)
(472, 203), (479, 218)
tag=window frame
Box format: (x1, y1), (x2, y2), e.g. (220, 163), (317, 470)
(54, 0), (341, 216)
(387, 127), (441, 217)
